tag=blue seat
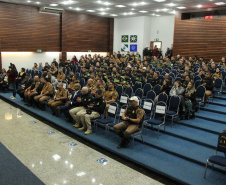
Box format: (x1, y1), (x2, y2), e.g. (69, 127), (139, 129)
(144, 101), (167, 138)
(146, 90), (156, 102)
(134, 88), (143, 101)
(153, 84), (161, 96)
(195, 80), (202, 89)
(94, 102), (118, 137)
(116, 85), (123, 100)
(196, 85), (206, 111)
(142, 99), (154, 119)
(175, 77), (182, 82)
(204, 131), (226, 178)
(166, 95), (180, 126)
(142, 83), (152, 98)
(133, 82), (142, 93)
(165, 68), (170, 74)
(80, 78), (85, 88)
(124, 87), (133, 98)
(213, 78), (223, 98)
(118, 93), (129, 107)
(157, 92), (168, 104)
(194, 75), (201, 83)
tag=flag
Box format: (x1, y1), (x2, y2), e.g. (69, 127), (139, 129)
(121, 44), (129, 52)
(130, 44), (137, 52)
(121, 35), (128, 42)
(130, 35), (137, 42)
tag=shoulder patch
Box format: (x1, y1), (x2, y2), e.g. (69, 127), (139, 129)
(139, 111), (142, 114)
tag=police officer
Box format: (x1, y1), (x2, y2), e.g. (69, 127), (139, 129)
(113, 96), (144, 148)
(67, 75), (79, 93)
(122, 73), (132, 89)
(48, 82), (68, 116)
(69, 87), (93, 128)
(79, 89), (106, 135)
(17, 73), (33, 100)
(151, 72), (161, 87)
(57, 68), (66, 82)
(114, 71), (123, 88)
(48, 63), (58, 77)
(103, 82), (118, 118)
(59, 84), (81, 122)
(134, 70), (145, 86)
(34, 77), (53, 110)
(91, 79), (105, 97)
(202, 71), (214, 104)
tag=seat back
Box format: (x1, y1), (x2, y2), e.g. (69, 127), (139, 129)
(153, 84), (161, 96)
(124, 87), (133, 97)
(175, 77), (182, 82)
(196, 85), (206, 100)
(154, 101), (167, 120)
(80, 78), (85, 88)
(168, 95), (180, 113)
(158, 92), (168, 103)
(146, 90), (156, 101)
(165, 68), (170, 74)
(194, 75), (201, 83)
(119, 93), (129, 106)
(143, 83), (152, 96)
(159, 75), (164, 81)
(195, 80), (202, 89)
(214, 78), (223, 89)
(116, 85), (123, 99)
(143, 99), (154, 116)
(133, 82), (142, 92)
(135, 88), (144, 100)
(107, 102), (118, 121)
(217, 130), (226, 155)
(157, 68), (163, 74)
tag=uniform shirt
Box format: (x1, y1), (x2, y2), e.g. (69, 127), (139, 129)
(91, 85), (105, 95)
(41, 82), (53, 95)
(151, 78), (160, 87)
(124, 106), (144, 126)
(55, 88), (67, 99)
(134, 75), (145, 85)
(104, 89), (118, 102)
(30, 81), (40, 90)
(69, 81), (79, 92)
(51, 66), (58, 75)
(57, 72), (66, 81)
(122, 78), (132, 88)
(91, 97), (106, 114)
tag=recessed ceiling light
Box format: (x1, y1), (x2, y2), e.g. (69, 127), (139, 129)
(27, 0), (31, 3)
(98, 8), (105, 11)
(103, 2), (111, 6)
(74, 7), (82, 11)
(156, 14), (160, 16)
(131, 8), (135, 10)
(110, 14), (118, 16)
(166, 3), (176, 7)
(49, 3), (59, 6)
(169, 10), (176, 14)
(196, 4), (203, 8)
(153, 0), (166, 2)
(177, 6), (186, 9)
(155, 9), (160, 12)
(162, 8), (168, 11)
(131, 3), (138, 6)
(139, 10), (148, 13)
(97, 0), (102, 3)
(115, 5), (126, 8)
(106, 7), (110, 10)
(36, 2), (40, 4)
(87, 10), (94, 12)
(69, 6), (72, 9)
(215, 2), (226, 5)
(100, 12), (107, 15)
(140, 2), (147, 5)
(152, 13), (156, 15)
(61, 0), (75, 5)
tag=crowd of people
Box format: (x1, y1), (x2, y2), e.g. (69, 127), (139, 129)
(0, 51), (224, 148)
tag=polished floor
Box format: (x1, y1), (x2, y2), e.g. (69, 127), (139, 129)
(0, 99), (164, 185)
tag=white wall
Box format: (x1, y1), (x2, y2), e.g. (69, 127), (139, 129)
(2, 52), (59, 71)
(67, 52), (108, 60)
(113, 15), (175, 59)
(114, 16), (145, 58)
(149, 15), (175, 57)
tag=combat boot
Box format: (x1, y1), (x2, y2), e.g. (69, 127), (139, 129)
(78, 127), (86, 131)
(85, 123), (92, 135)
(73, 123), (81, 128)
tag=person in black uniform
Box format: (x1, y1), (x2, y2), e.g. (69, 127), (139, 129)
(202, 72), (214, 104)
(151, 72), (161, 88)
(134, 70), (145, 86)
(79, 89), (106, 135)
(113, 96), (144, 149)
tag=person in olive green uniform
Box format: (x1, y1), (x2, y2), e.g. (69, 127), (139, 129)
(134, 70), (145, 86)
(113, 96), (144, 149)
(91, 79), (105, 97)
(103, 82), (118, 118)
(122, 73), (132, 89)
(67, 75), (79, 93)
(114, 71), (123, 88)
(47, 82), (68, 115)
(34, 77), (54, 110)
(57, 68), (66, 82)
(48, 63), (58, 77)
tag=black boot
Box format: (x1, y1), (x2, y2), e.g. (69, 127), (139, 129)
(190, 111), (195, 119)
(117, 137), (129, 149)
(118, 131), (124, 139)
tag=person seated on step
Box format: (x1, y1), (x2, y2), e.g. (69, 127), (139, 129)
(47, 82), (68, 116)
(103, 81), (118, 118)
(17, 73), (33, 100)
(33, 77), (53, 111)
(201, 71), (213, 105)
(113, 96), (144, 149)
(78, 89), (106, 135)
(69, 87), (93, 128)
(59, 83), (81, 122)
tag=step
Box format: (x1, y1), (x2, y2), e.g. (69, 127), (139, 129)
(179, 118), (225, 135)
(196, 111), (226, 124)
(200, 104), (226, 115)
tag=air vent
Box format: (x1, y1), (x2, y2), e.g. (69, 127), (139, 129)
(39, 7), (64, 14)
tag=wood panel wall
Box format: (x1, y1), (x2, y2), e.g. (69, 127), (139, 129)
(173, 14), (226, 61)
(0, 2), (61, 52)
(62, 11), (113, 53)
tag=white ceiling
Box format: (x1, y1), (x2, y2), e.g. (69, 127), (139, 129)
(1, 0), (226, 18)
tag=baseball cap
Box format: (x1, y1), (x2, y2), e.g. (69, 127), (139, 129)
(143, 67), (146, 70)
(129, 96), (139, 104)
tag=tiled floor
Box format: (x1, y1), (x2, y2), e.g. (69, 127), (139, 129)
(0, 100), (164, 185)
